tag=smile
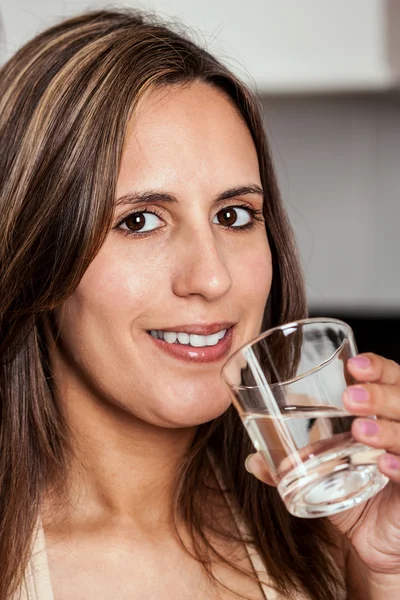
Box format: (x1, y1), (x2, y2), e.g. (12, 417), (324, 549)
(149, 329), (227, 347)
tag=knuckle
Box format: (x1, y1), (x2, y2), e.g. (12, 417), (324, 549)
(387, 358), (399, 375)
(369, 383), (382, 407)
(387, 422), (400, 452)
(371, 354), (399, 383)
(381, 357), (399, 382)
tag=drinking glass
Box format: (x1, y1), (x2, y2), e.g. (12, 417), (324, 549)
(222, 318), (389, 518)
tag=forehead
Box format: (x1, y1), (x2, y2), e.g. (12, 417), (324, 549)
(117, 82), (260, 197)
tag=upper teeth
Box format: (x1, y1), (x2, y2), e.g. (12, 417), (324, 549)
(149, 329), (227, 347)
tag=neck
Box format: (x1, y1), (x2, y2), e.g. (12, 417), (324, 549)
(46, 367), (196, 534)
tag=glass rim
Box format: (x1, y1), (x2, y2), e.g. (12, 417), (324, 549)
(221, 316), (353, 386)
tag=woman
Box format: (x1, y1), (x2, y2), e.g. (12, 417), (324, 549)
(1, 9), (400, 600)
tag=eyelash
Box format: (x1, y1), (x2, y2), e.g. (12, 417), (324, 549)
(114, 206), (164, 238)
(115, 203), (264, 238)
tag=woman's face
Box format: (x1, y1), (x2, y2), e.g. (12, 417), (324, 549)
(55, 82), (272, 427)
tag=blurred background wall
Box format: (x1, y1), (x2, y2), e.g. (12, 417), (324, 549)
(2, 0), (400, 358)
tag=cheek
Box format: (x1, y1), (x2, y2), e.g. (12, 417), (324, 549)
(55, 247), (170, 378)
(234, 239), (272, 309)
(76, 246), (167, 318)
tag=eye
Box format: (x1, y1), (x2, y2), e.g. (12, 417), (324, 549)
(118, 211), (163, 234)
(213, 206), (252, 228)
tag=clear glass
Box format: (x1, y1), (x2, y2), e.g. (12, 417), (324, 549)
(222, 318), (389, 518)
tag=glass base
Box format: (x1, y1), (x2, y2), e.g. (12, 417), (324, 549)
(278, 443), (389, 518)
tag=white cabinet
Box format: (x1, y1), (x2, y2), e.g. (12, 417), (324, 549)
(2, 0), (400, 93)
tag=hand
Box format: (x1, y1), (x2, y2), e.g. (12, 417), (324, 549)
(245, 353), (400, 578)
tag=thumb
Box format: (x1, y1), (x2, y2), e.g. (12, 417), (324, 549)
(245, 452), (277, 487)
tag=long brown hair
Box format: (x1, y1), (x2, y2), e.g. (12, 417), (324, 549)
(0, 10), (342, 599)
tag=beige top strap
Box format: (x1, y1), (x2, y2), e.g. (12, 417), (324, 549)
(14, 521), (54, 600)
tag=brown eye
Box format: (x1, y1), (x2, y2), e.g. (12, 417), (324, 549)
(217, 208), (237, 226)
(119, 211), (163, 234)
(213, 207), (252, 228)
(125, 213), (146, 231)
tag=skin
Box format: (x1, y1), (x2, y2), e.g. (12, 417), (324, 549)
(44, 82), (272, 599)
(246, 354), (400, 599)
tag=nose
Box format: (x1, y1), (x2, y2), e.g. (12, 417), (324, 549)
(172, 228), (233, 301)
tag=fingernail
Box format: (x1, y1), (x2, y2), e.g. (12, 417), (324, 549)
(245, 454), (255, 473)
(359, 419), (379, 436)
(385, 454), (400, 470)
(349, 356), (371, 369)
(347, 386), (369, 403)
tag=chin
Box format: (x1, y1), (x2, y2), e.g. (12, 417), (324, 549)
(157, 385), (233, 428)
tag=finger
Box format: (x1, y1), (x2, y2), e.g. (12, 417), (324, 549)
(351, 417), (400, 455)
(343, 383), (400, 420)
(378, 452), (400, 483)
(245, 453), (276, 486)
(347, 353), (400, 386)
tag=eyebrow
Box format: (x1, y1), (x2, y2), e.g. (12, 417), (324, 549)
(115, 184), (264, 207)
